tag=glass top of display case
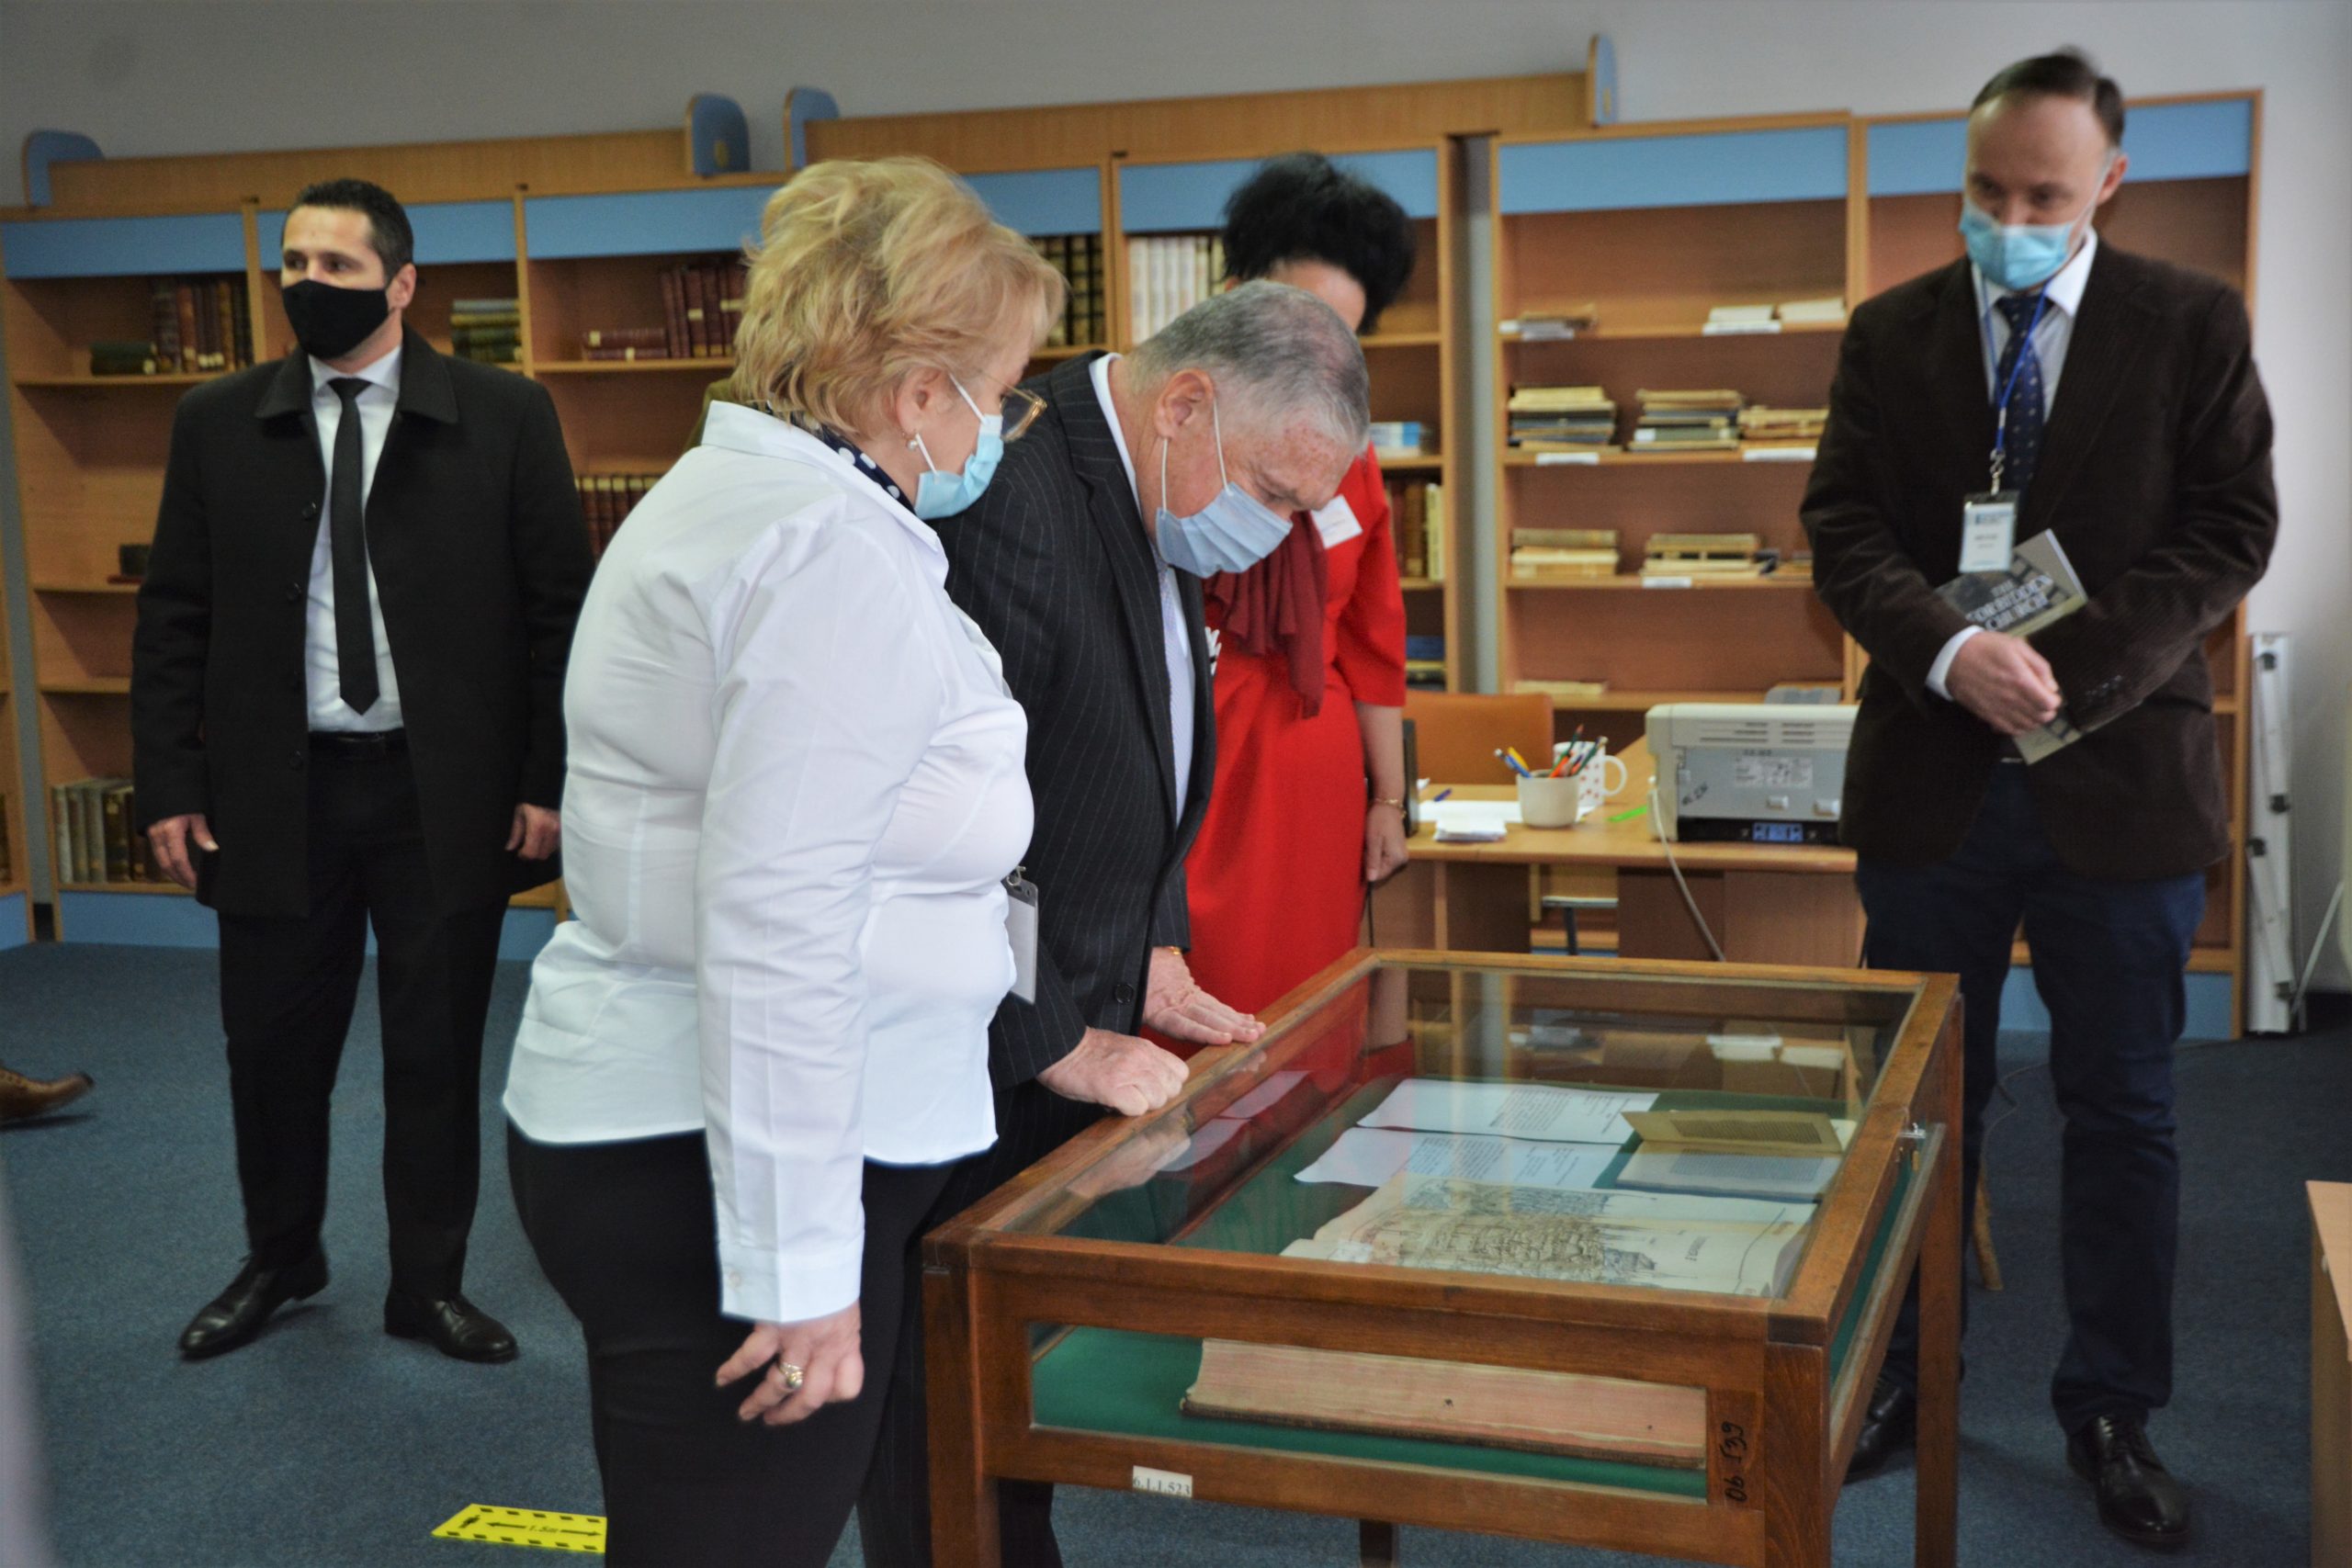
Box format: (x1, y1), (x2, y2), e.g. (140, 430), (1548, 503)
(987, 952), (1929, 1304)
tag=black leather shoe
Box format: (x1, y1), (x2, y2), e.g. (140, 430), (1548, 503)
(384, 1291), (517, 1363)
(178, 1250), (329, 1359)
(1844, 1374), (1917, 1480)
(2067, 1414), (2190, 1547)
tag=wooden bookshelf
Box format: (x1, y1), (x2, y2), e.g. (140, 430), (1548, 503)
(1491, 113), (1854, 753)
(1859, 91), (2263, 1032)
(0, 530), (28, 944)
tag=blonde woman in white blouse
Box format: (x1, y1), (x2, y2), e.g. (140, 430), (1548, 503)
(502, 158), (1061, 1568)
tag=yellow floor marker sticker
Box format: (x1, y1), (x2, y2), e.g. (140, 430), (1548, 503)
(432, 1505), (606, 1553)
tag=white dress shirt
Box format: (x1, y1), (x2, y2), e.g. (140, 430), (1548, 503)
(305, 347), (404, 731)
(1089, 353), (1195, 816)
(1928, 229), (2100, 699)
(503, 404), (1030, 1324)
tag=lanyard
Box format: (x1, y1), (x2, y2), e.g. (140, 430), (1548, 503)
(1985, 288), (2050, 493)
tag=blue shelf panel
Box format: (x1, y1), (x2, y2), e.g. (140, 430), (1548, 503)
(524, 186), (774, 261)
(962, 167), (1102, 237)
(1499, 126), (1847, 215)
(1868, 98), (2253, 197)
(260, 199), (517, 267)
(58, 891), (217, 948)
(0, 893), (28, 952)
(1120, 148), (1440, 234)
(1, 212), (246, 280)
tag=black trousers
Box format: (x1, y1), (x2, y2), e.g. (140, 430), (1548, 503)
(1860, 765), (2204, 1435)
(215, 745), (505, 1297)
(858, 1079), (1103, 1568)
(511, 1125), (953, 1568)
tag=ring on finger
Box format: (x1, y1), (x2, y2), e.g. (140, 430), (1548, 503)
(773, 1359), (806, 1393)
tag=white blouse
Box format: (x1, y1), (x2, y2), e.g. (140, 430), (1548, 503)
(503, 404), (1031, 1325)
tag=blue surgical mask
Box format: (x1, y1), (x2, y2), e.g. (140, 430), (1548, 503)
(1153, 398), (1294, 577)
(910, 378), (1002, 520)
(1958, 171), (2106, 292)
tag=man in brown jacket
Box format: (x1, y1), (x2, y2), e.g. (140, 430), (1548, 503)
(1804, 51), (2275, 1549)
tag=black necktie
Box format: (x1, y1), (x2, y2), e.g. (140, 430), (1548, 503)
(1991, 293), (2048, 495)
(327, 377), (379, 714)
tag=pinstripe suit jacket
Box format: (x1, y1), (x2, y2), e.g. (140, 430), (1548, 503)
(932, 353), (1215, 1089)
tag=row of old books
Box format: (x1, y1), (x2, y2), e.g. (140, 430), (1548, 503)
(1736, 404), (1828, 446)
(1632, 388), (1744, 450)
(1505, 296), (1844, 340)
(1386, 479), (1446, 581)
(449, 298), (521, 365)
(50, 778), (157, 886)
(1127, 233), (1225, 341)
(1369, 421), (1435, 460)
(1035, 234), (1107, 349)
(578, 472), (661, 558)
(1510, 526), (1618, 579)
(89, 277), (254, 376)
(1507, 386), (1616, 449)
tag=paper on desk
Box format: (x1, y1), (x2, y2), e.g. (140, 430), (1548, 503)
(1359, 1078), (1657, 1145)
(1424, 800), (1521, 842)
(1295, 1127), (1620, 1190)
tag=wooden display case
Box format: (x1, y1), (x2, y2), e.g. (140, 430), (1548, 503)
(926, 948), (1962, 1567)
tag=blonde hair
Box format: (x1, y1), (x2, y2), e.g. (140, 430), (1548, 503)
(729, 157), (1064, 434)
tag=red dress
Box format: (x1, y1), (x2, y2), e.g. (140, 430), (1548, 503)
(1185, 447), (1408, 1017)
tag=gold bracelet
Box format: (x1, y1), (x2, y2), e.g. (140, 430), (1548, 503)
(1372, 796), (1407, 812)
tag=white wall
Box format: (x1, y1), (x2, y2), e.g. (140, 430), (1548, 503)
(4, 0), (2346, 983)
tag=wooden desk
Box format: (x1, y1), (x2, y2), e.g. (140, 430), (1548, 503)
(2313, 1182), (2352, 1568)
(1372, 739), (1866, 967)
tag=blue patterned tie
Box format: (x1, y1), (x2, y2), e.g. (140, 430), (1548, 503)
(1991, 293), (2046, 494)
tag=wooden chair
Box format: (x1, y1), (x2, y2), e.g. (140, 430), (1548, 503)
(1405, 691), (1555, 785)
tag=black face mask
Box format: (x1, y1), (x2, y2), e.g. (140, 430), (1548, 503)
(281, 278), (391, 360)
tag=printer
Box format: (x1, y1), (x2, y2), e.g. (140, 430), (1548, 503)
(1645, 703), (1857, 844)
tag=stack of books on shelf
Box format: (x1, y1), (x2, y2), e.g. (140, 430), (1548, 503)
(577, 472), (662, 558)
(659, 259), (748, 360)
(1507, 386), (1618, 450)
(1630, 389), (1743, 452)
(49, 778), (155, 886)
(122, 277), (253, 375)
(1509, 302), (1600, 340)
(1387, 479), (1446, 580)
(1736, 405), (1827, 448)
(579, 325), (672, 363)
(1405, 636), (1447, 691)
(1700, 299), (1846, 335)
(1510, 527), (1618, 580)
(1370, 421), (1434, 460)
(1127, 232), (1224, 341)
(1641, 532), (1765, 579)
(1513, 678), (1611, 701)
(450, 299), (522, 365)
(1035, 234), (1106, 348)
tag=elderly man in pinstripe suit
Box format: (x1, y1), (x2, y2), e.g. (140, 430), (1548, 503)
(858, 282), (1371, 1567)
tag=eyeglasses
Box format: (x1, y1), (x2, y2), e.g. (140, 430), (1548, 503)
(997, 383), (1046, 442)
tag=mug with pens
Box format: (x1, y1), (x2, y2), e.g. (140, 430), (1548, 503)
(1551, 728), (1630, 823)
(1500, 742), (1584, 828)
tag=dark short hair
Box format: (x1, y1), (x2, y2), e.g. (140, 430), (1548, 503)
(1972, 49), (2126, 148)
(1220, 152), (1416, 334)
(288, 177), (415, 276)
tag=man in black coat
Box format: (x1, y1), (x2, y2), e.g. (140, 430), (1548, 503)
(1804, 54), (2275, 1547)
(132, 178), (590, 1363)
(856, 282), (1370, 1567)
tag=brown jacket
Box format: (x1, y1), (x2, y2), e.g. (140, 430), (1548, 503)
(1803, 243), (2276, 878)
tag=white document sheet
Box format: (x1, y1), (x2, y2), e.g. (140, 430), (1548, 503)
(1424, 800), (1521, 842)
(1359, 1078), (1657, 1145)
(1295, 1128), (1619, 1190)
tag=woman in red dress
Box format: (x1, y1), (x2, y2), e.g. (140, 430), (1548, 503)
(1183, 154), (1418, 1019)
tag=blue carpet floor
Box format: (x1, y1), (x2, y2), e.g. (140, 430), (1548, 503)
(0, 942), (2341, 1566)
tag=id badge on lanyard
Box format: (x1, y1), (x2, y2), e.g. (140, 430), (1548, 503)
(1004, 868), (1040, 1004)
(1962, 289), (2048, 574)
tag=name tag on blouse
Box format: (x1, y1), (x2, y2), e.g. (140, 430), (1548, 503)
(1005, 869), (1039, 1004)
(1312, 493), (1363, 549)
